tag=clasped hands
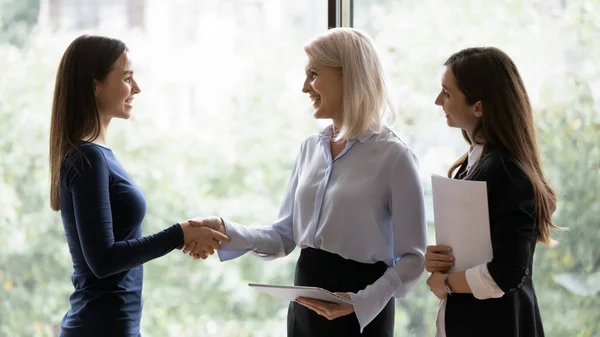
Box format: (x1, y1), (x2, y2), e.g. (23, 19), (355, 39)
(179, 216), (354, 319)
(179, 216), (230, 260)
(425, 244), (455, 300)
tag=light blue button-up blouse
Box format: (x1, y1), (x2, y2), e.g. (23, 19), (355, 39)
(218, 125), (427, 331)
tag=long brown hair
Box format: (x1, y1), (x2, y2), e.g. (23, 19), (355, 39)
(445, 47), (561, 246)
(49, 35), (127, 211)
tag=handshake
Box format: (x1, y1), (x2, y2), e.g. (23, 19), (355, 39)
(179, 216), (230, 260)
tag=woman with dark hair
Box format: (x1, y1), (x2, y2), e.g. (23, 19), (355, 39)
(425, 47), (561, 337)
(49, 35), (229, 337)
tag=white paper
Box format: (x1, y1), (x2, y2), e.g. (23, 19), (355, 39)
(431, 174), (493, 272)
(248, 283), (354, 305)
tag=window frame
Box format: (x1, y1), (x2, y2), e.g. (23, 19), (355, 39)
(328, 0), (353, 28)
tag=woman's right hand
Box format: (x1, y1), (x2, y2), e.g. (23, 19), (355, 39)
(425, 245), (455, 273)
(179, 220), (230, 259)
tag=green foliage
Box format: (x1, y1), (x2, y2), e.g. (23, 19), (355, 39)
(353, 0), (600, 335)
(1, 0), (599, 336)
(534, 74), (600, 336)
(0, 0), (40, 47)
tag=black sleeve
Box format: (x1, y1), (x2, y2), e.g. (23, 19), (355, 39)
(66, 146), (184, 279)
(484, 154), (537, 294)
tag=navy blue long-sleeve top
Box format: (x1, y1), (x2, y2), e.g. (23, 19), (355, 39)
(58, 142), (183, 337)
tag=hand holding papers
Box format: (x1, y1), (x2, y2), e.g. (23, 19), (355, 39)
(248, 283), (354, 305)
(431, 175), (493, 273)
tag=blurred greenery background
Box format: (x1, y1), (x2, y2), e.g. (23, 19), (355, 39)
(0, 0), (598, 336)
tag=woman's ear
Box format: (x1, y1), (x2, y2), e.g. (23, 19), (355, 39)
(473, 101), (483, 118)
(93, 80), (99, 98)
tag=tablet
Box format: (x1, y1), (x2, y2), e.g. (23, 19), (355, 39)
(248, 283), (354, 305)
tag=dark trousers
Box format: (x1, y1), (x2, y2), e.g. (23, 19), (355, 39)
(287, 248), (395, 337)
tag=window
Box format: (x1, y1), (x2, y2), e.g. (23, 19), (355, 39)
(1, 1), (598, 336)
(353, 0), (600, 335)
(1, 1), (326, 336)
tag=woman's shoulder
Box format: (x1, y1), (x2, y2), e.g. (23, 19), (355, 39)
(63, 142), (113, 175)
(479, 150), (522, 174)
(374, 126), (417, 160)
(475, 150), (531, 190)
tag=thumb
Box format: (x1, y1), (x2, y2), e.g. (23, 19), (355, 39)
(188, 219), (205, 227)
(209, 228), (231, 243)
(438, 245), (453, 252)
(202, 217), (222, 230)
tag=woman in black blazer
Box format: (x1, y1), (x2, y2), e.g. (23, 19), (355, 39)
(425, 47), (561, 337)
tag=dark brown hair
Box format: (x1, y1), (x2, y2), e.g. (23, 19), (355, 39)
(445, 47), (560, 246)
(49, 35), (127, 211)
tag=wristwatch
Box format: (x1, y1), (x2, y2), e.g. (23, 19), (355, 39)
(443, 274), (454, 295)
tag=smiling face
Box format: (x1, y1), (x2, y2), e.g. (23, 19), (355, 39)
(94, 51), (141, 120)
(302, 59), (343, 121)
(434, 65), (481, 134)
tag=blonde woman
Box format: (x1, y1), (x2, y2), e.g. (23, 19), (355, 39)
(187, 28), (427, 337)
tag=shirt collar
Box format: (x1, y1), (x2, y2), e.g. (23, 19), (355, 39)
(318, 125), (377, 144)
(467, 144), (484, 170)
(317, 125), (335, 141)
(357, 130), (376, 143)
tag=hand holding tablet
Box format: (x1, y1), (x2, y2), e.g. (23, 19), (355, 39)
(248, 283), (354, 305)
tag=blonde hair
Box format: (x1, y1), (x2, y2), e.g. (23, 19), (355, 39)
(304, 28), (395, 140)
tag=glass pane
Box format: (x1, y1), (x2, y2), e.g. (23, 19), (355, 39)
(354, 0), (599, 336)
(0, 0), (326, 336)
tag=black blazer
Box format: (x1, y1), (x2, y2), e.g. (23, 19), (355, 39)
(444, 150), (545, 337)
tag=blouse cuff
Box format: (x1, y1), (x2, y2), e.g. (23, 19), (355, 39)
(217, 219), (255, 261)
(465, 263), (504, 300)
(349, 268), (401, 333)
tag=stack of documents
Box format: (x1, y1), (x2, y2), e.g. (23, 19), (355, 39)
(431, 175), (493, 272)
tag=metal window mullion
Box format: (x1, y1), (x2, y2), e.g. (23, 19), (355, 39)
(341, 0), (353, 27)
(328, 0), (353, 29)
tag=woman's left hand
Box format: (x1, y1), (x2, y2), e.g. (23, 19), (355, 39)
(425, 245), (455, 273)
(296, 292), (354, 320)
(427, 272), (448, 300)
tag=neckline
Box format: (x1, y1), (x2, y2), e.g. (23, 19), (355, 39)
(81, 140), (111, 150)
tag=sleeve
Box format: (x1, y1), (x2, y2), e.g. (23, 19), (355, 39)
(484, 155), (537, 294)
(67, 147), (184, 279)
(217, 146), (301, 262)
(348, 148), (428, 332)
(465, 263), (505, 299)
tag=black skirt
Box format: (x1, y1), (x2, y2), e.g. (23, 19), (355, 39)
(287, 248), (394, 337)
